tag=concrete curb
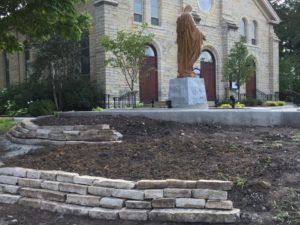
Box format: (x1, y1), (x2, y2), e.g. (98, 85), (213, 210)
(58, 109), (300, 127)
(0, 167), (240, 223)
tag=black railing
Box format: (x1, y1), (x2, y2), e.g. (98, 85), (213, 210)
(113, 91), (138, 109)
(256, 89), (273, 101)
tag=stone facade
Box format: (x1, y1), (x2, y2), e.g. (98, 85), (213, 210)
(0, 0), (280, 102)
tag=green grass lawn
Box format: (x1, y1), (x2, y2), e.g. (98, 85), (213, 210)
(0, 118), (17, 134)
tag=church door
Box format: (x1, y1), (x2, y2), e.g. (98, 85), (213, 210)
(246, 73), (256, 99)
(200, 50), (216, 101)
(139, 45), (158, 104)
(246, 60), (256, 99)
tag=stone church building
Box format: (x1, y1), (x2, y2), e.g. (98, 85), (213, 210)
(0, 0), (281, 103)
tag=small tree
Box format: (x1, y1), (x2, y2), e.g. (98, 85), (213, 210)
(100, 25), (154, 93)
(32, 36), (82, 110)
(223, 38), (256, 100)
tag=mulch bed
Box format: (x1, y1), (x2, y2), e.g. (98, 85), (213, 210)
(2, 115), (300, 225)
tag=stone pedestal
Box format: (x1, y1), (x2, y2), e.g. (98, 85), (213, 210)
(168, 77), (208, 109)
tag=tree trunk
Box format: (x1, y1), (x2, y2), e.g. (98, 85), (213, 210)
(50, 63), (59, 111)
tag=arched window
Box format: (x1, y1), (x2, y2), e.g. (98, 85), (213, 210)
(151, 0), (160, 26)
(200, 51), (214, 63)
(240, 19), (247, 42)
(134, 0), (143, 23)
(145, 45), (156, 57)
(251, 21), (258, 45)
(197, 0), (213, 12)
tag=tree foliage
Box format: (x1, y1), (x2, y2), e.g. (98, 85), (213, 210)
(100, 25), (154, 92)
(32, 36), (88, 110)
(269, 0), (300, 98)
(0, 0), (91, 52)
(223, 39), (256, 100)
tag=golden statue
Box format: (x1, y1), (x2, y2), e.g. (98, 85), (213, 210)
(176, 5), (205, 78)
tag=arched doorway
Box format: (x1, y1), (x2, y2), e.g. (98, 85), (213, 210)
(200, 50), (216, 101)
(139, 45), (158, 104)
(246, 60), (256, 99)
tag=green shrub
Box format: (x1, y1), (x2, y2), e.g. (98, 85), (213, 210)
(277, 101), (286, 106)
(264, 101), (278, 106)
(135, 102), (144, 108)
(235, 102), (245, 108)
(220, 104), (232, 108)
(92, 106), (104, 112)
(28, 100), (56, 117)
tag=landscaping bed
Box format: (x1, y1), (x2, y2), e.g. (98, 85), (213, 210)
(1, 115), (300, 225)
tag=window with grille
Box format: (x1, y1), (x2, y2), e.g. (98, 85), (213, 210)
(151, 0), (160, 26)
(134, 0), (143, 23)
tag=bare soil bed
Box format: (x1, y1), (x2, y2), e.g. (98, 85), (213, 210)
(1, 115), (300, 225)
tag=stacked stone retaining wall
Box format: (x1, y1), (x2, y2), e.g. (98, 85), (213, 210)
(6, 119), (122, 145)
(0, 167), (240, 223)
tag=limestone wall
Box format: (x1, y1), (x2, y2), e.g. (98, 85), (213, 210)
(0, 167), (240, 223)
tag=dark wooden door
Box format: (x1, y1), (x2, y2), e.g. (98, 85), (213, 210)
(246, 73), (256, 99)
(139, 55), (158, 104)
(201, 61), (216, 101)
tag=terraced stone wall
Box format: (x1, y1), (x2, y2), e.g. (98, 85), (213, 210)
(6, 119), (122, 145)
(0, 167), (240, 223)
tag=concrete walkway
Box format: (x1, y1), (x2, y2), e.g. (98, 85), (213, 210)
(60, 105), (300, 128)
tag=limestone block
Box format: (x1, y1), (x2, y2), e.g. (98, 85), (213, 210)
(197, 180), (233, 191)
(41, 181), (60, 191)
(16, 125), (30, 134)
(100, 197), (124, 209)
(36, 129), (51, 139)
(0, 184), (20, 194)
(164, 188), (191, 198)
(145, 190), (163, 199)
(21, 120), (38, 131)
(63, 131), (80, 135)
(166, 179), (197, 189)
(56, 172), (79, 183)
(55, 203), (90, 216)
(94, 179), (135, 189)
(89, 207), (119, 220)
(168, 78), (208, 109)
(40, 200), (59, 212)
(0, 167), (15, 176)
(59, 183), (87, 195)
(88, 186), (114, 197)
(18, 197), (41, 208)
(40, 171), (58, 181)
(112, 189), (144, 200)
(19, 187), (66, 202)
(206, 200), (233, 210)
(66, 194), (100, 207)
(137, 180), (168, 189)
(18, 178), (42, 188)
(26, 169), (41, 179)
(0, 175), (18, 185)
(0, 194), (21, 204)
(126, 200), (152, 209)
(49, 133), (66, 141)
(74, 175), (98, 186)
(192, 189), (227, 200)
(152, 198), (175, 208)
(149, 208), (240, 223)
(176, 198), (205, 209)
(80, 130), (99, 136)
(12, 167), (27, 177)
(119, 209), (149, 221)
